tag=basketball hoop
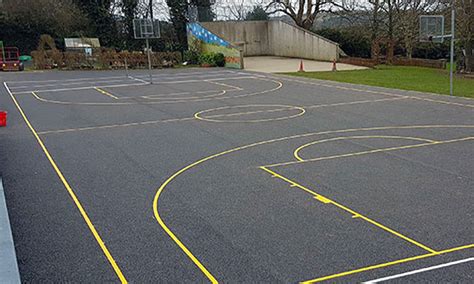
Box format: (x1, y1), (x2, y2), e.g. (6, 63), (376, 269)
(133, 19), (161, 84)
(419, 15), (444, 43)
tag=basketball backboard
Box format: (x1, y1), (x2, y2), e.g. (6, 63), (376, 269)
(133, 19), (161, 39)
(420, 15), (444, 43)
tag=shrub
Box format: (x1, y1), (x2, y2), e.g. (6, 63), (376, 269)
(213, 53), (226, 67)
(198, 53), (216, 66)
(315, 28), (371, 58)
(184, 50), (200, 64)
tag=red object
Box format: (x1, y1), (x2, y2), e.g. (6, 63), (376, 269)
(0, 47), (22, 72)
(298, 60), (305, 72)
(332, 59), (337, 72)
(0, 111), (7, 127)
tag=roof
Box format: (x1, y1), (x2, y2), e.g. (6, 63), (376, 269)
(64, 38), (101, 48)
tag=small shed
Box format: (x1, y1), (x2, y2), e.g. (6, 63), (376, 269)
(64, 38), (101, 55)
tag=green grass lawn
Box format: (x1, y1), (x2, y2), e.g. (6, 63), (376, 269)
(283, 65), (474, 98)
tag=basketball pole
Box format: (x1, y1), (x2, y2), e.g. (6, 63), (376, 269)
(146, 37), (153, 84)
(449, 2), (455, 96)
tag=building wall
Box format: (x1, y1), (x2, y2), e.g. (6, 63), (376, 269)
(200, 20), (339, 61)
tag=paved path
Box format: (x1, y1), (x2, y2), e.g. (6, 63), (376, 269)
(244, 56), (367, 73)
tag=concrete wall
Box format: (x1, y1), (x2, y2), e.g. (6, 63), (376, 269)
(200, 20), (339, 61)
(201, 21), (270, 56)
(268, 21), (339, 61)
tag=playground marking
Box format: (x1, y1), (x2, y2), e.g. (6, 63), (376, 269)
(140, 89), (227, 100)
(363, 257), (474, 283)
(26, 77), (283, 106)
(409, 96), (474, 108)
(3, 82), (127, 283)
(301, 244), (474, 283)
(194, 104), (306, 123)
(205, 79), (244, 91)
(277, 76), (474, 108)
(16, 82), (147, 94)
(37, 117), (196, 135)
(9, 79), (129, 90)
(263, 136), (473, 168)
(151, 125), (473, 282)
(12, 76), (256, 94)
(36, 96), (413, 135)
(293, 135), (438, 161)
(6, 75), (129, 84)
(94, 87), (118, 99)
(128, 76), (149, 84)
(259, 166), (437, 253)
(305, 97), (409, 109)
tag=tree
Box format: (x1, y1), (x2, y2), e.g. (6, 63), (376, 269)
(0, 0), (89, 52)
(166, 0), (188, 50)
(214, 0), (251, 20)
(456, 0), (474, 72)
(73, 0), (119, 47)
(245, 5), (269, 21)
(120, 0), (140, 48)
(267, 0), (332, 30)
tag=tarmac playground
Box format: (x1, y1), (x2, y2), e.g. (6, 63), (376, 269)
(0, 68), (473, 282)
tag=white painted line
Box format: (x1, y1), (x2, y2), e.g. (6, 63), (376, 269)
(12, 82), (147, 94)
(8, 79), (130, 89)
(129, 76), (149, 84)
(0, 178), (21, 284)
(134, 70), (236, 78)
(6, 75), (128, 84)
(363, 257), (474, 283)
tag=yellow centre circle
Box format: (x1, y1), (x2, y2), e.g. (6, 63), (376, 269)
(194, 104), (306, 123)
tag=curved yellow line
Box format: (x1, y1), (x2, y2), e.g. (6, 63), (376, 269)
(294, 135), (438, 161)
(152, 125), (474, 281)
(194, 104), (306, 123)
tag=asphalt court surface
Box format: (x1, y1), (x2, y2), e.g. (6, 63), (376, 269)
(0, 68), (473, 282)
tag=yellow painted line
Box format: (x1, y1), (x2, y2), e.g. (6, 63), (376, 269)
(293, 135), (438, 162)
(94, 87), (119, 99)
(259, 166), (438, 254)
(195, 104), (306, 123)
(4, 83), (127, 283)
(153, 161), (223, 283)
(37, 117), (196, 135)
(151, 125), (473, 281)
(301, 244), (474, 283)
(39, 98), (413, 134)
(265, 136), (474, 168)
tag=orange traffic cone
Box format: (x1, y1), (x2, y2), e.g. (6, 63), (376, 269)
(332, 59), (337, 72)
(298, 60), (305, 72)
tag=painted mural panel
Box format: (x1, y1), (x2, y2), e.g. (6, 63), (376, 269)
(187, 23), (242, 69)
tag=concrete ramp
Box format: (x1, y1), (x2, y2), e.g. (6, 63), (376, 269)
(201, 20), (340, 62)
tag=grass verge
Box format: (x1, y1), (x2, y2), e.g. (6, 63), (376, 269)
(282, 65), (474, 98)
